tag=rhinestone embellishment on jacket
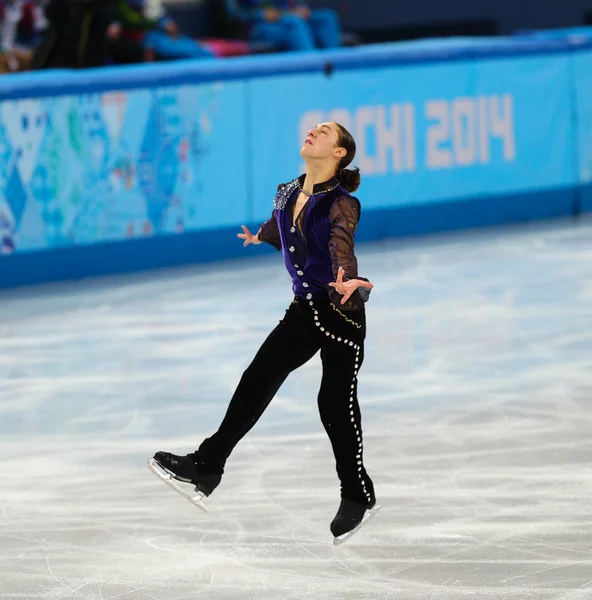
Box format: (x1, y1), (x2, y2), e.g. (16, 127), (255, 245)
(273, 178), (300, 210)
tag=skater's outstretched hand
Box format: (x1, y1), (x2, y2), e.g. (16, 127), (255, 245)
(329, 266), (374, 305)
(238, 225), (261, 247)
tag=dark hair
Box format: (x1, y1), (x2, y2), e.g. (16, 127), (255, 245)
(333, 122), (361, 193)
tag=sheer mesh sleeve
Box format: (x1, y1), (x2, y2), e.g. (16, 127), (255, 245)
(327, 195), (371, 310)
(258, 210), (282, 251)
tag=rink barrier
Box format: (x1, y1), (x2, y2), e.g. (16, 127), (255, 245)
(1, 33), (592, 288)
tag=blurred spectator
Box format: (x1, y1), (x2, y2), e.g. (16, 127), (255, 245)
(31, 0), (145, 68)
(0, 0), (48, 72)
(118, 0), (214, 60)
(224, 0), (341, 51)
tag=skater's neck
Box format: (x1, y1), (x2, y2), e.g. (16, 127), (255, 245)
(301, 164), (338, 194)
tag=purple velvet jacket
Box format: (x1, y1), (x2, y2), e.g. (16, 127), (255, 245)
(258, 175), (370, 311)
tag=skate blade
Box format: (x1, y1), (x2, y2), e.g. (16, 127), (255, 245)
(147, 458), (209, 513)
(333, 504), (381, 546)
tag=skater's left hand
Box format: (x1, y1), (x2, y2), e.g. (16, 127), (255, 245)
(329, 267), (374, 305)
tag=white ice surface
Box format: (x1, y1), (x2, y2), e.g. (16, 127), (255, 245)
(1, 219), (592, 599)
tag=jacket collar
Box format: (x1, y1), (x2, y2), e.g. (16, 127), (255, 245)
(297, 174), (340, 195)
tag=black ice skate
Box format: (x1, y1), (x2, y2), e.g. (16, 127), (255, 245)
(331, 498), (381, 545)
(147, 451), (222, 513)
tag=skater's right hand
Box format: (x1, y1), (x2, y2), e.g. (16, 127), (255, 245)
(237, 225), (261, 247)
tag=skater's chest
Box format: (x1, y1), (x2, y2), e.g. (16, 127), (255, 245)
(280, 192), (332, 242)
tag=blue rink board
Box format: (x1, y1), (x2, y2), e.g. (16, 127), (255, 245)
(249, 54), (574, 220)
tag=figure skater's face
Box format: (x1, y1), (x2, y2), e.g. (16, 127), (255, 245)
(300, 122), (347, 165)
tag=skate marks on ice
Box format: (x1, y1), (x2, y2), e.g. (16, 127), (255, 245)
(2, 220), (592, 597)
(1, 430), (591, 600)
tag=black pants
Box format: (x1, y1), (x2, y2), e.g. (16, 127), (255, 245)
(198, 297), (375, 506)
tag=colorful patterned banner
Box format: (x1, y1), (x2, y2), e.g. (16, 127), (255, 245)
(1, 82), (248, 254)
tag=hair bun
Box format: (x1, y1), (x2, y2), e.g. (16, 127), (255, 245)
(337, 167), (361, 193)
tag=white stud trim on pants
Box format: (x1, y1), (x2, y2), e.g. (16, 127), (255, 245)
(309, 300), (372, 503)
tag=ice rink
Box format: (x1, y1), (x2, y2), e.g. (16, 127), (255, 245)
(2, 218), (592, 600)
